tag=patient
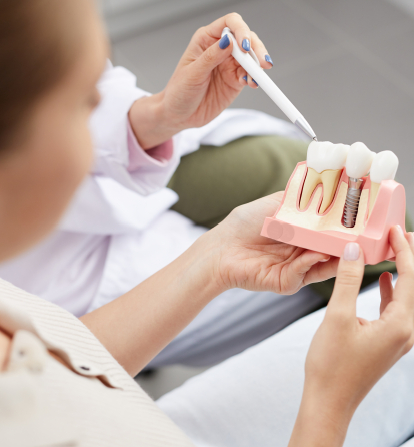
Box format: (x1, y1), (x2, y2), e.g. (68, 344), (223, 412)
(0, 1), (414, 446)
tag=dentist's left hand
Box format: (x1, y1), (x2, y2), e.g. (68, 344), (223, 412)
(211, 191), (339, 295)
(129, 13), (272, 149)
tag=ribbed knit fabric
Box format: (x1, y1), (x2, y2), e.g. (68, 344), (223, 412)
(0, 278), (194, 446)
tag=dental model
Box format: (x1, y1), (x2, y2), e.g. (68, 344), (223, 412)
(300, 141), (349, 214)
(343, 142), (375, 228)
(261, 140), (406, 265)
(369, 150), (399, 215)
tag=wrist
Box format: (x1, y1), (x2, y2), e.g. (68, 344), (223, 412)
(288, 385), (355, 447)
(128, 92), (181, 149)
(183, 229), (230, 300)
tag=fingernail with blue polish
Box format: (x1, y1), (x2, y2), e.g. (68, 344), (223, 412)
(242, 39), (250, 52)
(252, 78), (258, 86)
(265, 54), (273, 66)
(219, 34), (230, 49)
(243, 75), (248, 82)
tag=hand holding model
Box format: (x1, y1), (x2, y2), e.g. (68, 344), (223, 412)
(128, 13), (272, 149)
(212, 191), (339, 295)
(289, 227), (414, 446)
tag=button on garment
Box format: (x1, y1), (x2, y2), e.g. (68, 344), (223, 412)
(1, 330), (80, 446)
(8, 330), (48, 374)
(0, 278), (195, 446)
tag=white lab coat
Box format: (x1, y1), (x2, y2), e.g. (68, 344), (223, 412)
(0, 61), (307, 318)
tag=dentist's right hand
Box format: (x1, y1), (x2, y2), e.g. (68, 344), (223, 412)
(289, 226), (414, 447)
(129, 13), (272, 149)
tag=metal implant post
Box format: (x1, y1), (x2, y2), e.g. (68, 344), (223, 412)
(343, 177), (363, 228)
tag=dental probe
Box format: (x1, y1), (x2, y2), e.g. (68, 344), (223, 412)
(221, 27), (318, 141)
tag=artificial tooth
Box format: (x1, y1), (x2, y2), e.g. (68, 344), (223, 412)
(345, 142), (375, 179)
(343, 142), (375, 228)
(300, 141), (349, 213)
(368, 151), (399, 215)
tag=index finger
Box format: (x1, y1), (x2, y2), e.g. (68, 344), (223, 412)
(390, 226), (414, 310)
(205, 13), (252, 53)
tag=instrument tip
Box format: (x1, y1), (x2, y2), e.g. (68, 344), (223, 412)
(295, 118), (317, 142)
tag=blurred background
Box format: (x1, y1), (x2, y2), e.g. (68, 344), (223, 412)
(98, 0), (414, 399)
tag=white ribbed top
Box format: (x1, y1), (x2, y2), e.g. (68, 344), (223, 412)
(0, 278), (194, 447)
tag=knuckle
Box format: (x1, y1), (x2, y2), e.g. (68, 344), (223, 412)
(194, 26), (206, 39)
(228, 204), (249, 224)
(326, 307), (349, 326)
(403, 336), (414, 354)
(230, 204), (244, 218)
(394, 321), (413, 346)
(335, 267), (361, 286)
(228, 12), (243, 21)
(203, 47), (215, 64)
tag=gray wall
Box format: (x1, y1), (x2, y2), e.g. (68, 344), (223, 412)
(99, 0), (236, 41)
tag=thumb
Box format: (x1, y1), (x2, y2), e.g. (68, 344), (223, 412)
(327, 242), (365, 318)
(191, 34), (233, 80)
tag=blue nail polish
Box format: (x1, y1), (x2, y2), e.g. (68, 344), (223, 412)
(252, 78), (258, 86)
(219, 34), (230, 49)
(243, 75), (247, 82)
(265, 54), (273, 66)
(242, 39), (250, 52)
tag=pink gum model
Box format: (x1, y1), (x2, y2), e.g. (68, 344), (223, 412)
(261, 161), (406, 265)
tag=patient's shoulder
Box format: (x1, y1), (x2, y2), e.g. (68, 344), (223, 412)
(0, 277), (136, 391)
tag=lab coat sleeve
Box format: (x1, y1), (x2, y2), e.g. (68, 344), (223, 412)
(60, 62), (307, 236)
(89, 60), (180, 196)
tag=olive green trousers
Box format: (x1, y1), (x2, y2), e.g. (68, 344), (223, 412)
(168, 135), (410, 301)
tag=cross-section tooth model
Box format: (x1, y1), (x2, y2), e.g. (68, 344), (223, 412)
(300, 141), (349, 214)
(261, 141), (406, 265)
(343, 142), (375, 228)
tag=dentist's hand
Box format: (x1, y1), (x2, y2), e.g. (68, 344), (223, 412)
(209, 191), (339, 295)
(129, 13), (273, 149)
(289, 227), (414, 447)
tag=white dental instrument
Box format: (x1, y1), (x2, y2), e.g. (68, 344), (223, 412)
(221, 27), (318, 141)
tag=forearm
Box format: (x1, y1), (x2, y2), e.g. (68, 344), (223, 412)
(288, 387), (354, 447)
(128, 92), (181, 150)
(80, 230), (225, 376)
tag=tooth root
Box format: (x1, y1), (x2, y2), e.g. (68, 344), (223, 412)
(369, 182), (380, 216)
(320, 170), (342, 214)
(300, 168), (342, 213)
(300, 168), (321, 210)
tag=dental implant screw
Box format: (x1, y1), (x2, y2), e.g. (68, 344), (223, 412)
(343, 177), (363, 228)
